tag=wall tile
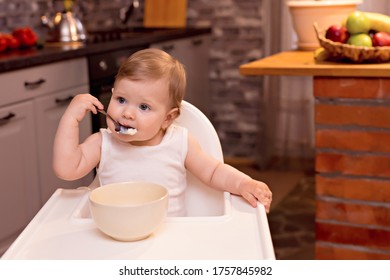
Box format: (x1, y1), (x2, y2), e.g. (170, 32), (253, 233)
(316, 152), (390, 178)
(316, 129), (390, 153)
(316, 222), (390, 251)
(316, 243), (390, 260)
(316, 175), (390, 202)
(315, 103), (390, 129)
(314, 77), (390, 99)
(317, 199), (390, 227)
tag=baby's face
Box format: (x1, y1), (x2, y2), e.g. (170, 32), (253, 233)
(107, 78), (175, 146)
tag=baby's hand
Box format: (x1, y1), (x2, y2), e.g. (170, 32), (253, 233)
(64, 94), (104, 123)
(238, 178), (272, 213)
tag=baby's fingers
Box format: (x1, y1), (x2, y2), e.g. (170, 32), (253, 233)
(241, 191), (271, 213)
(77, 94), (104, 114)
(252, 188), (272, 213)
(83, 94), (104, 113)
(241, 192), (258, 208)
(257, 197), (271, 213)
(90, 96), (104, 112)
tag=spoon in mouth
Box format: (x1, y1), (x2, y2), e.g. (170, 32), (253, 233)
(98, 110), (137, 135)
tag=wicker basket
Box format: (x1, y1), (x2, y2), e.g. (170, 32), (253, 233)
(314, 22), (390, 63)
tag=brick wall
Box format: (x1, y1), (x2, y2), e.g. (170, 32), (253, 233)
(314, 77), (390, 259)
(0, 0), (266, 159)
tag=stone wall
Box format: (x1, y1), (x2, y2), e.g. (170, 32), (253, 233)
(0, 0), (265, 159)
(187, 0), (265, 158)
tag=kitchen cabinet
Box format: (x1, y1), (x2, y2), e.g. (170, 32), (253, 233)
(0, 58), (93, 255)
(150, 34), (211, 117)
(0, 100), (40, 254)
(34, 88), (93, 203)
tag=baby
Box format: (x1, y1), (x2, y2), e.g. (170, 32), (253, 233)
(53, 48), (272, 216)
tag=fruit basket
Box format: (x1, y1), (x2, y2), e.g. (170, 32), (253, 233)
(314, 22), (390, 63)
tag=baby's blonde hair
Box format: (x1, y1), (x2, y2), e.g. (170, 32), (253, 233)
(115, 48), (186, 112)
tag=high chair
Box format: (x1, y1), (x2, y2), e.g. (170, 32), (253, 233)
(174, 100), (226, 217)
(175, 100), (223, 161)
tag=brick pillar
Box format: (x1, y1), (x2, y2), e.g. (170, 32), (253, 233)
(314, 77), (390, 259)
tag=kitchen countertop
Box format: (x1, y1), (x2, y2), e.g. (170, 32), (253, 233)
(0, 27), (211, 74)
(239, 50), (390, 77)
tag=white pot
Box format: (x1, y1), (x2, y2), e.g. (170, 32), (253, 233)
(287, 1), (362, 50)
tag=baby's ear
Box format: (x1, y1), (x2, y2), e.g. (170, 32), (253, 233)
(162, 108), (179, 129)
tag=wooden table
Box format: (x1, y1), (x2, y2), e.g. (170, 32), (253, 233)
(240, 50), (390, 77)
(240, 51), (390, 260)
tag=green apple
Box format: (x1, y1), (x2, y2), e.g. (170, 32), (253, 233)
(347, 33), (373, 47)
(346, 11), (370, 34)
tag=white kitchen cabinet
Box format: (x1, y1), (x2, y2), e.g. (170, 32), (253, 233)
(0, 58), (93, 255)
(34, 88), (93, 204)
(150, 34), (211, 117)
(0, 100), (41, 254)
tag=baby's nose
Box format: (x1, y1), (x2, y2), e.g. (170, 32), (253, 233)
(123, 107), (135, 119)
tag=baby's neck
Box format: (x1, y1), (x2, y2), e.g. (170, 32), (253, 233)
(126, 128), (167, 147)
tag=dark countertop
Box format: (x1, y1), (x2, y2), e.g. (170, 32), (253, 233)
(0, 27), (211, 74)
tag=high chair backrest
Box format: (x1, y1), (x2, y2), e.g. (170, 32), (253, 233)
(173, 101), (225, 217)
(174, 101), (223, 161)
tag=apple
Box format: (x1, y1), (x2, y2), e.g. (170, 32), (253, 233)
(346, 11), (370, 34)
(372, 31), (390, 46)
(325, 25), (350, 43)
(347, 33), (372, 47)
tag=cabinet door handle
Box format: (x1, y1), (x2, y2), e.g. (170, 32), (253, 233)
(192, 39), (203, 46)
(0, 112), (16, 126)
(162, 44), (175, 53)
(24, 78), (46, 89)
(55, 95), (75, 105)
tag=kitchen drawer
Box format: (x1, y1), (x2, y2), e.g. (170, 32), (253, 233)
(0, 58), (88, 106)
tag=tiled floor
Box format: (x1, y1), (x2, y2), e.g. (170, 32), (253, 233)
(229, 158), (316, 260)
(267, 175), (315, 259)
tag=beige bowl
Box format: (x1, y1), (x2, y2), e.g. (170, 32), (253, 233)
(89, 182), (168, 241)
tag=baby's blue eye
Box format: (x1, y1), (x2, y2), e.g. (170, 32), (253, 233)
(117, 97), (126, 104)
(139, 104), (150, 111)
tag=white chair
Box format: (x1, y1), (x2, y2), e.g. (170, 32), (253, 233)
(174, 101), (225, 217)
(175, 101), (223, 161)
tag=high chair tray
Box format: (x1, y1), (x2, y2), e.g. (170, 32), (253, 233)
(2, 188), (275, 259)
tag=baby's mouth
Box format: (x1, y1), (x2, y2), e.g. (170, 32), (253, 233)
(115, 123), (138, 135)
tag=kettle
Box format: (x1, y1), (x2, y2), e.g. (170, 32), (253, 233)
(41, 11), (87, 43)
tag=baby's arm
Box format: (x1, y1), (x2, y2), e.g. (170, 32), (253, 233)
(185, 134), (272, 213)
(53, 94), (103, 180)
